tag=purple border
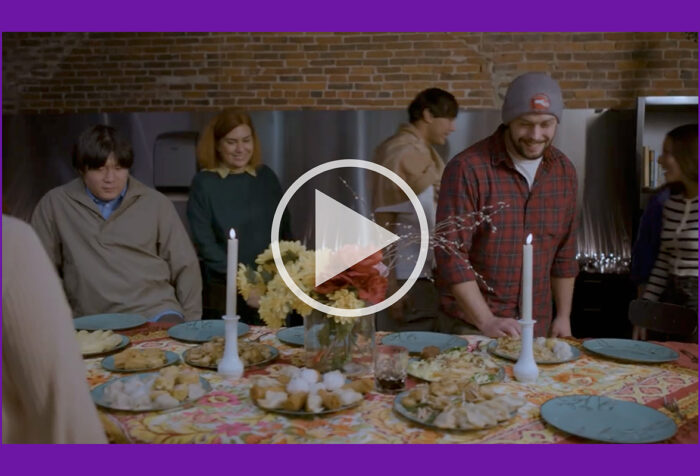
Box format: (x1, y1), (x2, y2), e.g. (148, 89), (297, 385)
(0, 1), (699, 29)
(3, 444), (699, 474)
(1, 0), (699, 475)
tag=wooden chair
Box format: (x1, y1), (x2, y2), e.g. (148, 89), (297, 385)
(628, 299), (698, 342)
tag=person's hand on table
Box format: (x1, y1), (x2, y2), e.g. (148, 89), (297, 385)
(550, 315), (572, 337)
(479, 316), (521, 338)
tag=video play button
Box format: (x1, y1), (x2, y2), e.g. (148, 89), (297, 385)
(314, 190), (400, 287)
(270, 159), (428, 318)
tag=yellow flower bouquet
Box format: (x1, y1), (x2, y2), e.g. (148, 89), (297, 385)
(237, 240), (385, 374)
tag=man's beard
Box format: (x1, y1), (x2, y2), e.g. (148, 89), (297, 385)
(508, 131), (551, 160)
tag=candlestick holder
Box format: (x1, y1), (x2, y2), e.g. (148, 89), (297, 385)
(217, 314), (244, 379)
(513, 319), (539, 383)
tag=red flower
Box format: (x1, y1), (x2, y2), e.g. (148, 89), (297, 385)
(314, 250), (387, 304)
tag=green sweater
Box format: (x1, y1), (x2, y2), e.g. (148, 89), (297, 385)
(187, 165), (292, 278)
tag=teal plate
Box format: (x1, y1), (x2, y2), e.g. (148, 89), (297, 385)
(167, 320), (250, 343)
(276, 326), (305, 346)
(582, 338), (679, 363)
(381, 331), (468, 354)
(74, 313), (146, 331)
(540, 395), (677, 443)
(91, 373), (212, 412)
(82, 335), (130, 358)
(101, 350), (180, 373)
(486, 339), (581, 364)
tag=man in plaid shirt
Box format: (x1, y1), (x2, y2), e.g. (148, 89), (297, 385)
(435, 72), (579, 338)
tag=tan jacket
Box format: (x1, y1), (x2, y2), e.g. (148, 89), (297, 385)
(372, 123), (445, 228)
(2, 215), (107, 443)
(31, 177), (202, 320)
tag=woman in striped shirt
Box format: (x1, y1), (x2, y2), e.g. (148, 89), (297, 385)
(642, 124), (698, 318)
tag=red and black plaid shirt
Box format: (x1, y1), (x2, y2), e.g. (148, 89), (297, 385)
(435, 126), (579, 336)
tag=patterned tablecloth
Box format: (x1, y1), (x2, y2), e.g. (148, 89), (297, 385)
(86, 324), (698, 444)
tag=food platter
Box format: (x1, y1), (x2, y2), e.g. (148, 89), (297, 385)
(381, 331), (468, 354)
(74, 313), (146, 331)
(167, 320), (250, 343)
(582, 339), (679, 363)
(253, 397), (362, 417)
(91, 372), (212, 412)
(393, 387), (523, 431)
(540, 395), (677, 443)
(486, 339), (581, 364)
(101, 350), (180, 373)
(81, 334), (130, 358)
(249, 366), (373, 417)
(183, 343), (279, 370)
(406, 348), (504, 384)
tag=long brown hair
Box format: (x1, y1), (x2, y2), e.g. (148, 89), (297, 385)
(196, 110), (262, 170)
(666, 124), (698, 185)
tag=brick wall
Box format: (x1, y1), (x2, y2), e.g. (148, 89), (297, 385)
(2, 32), (697, 113)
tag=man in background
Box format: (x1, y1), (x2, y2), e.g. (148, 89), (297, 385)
(373, 87), (458, 331)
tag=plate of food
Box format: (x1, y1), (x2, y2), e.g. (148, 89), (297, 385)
(394, 381), (526, 431)
(276, 326), (305, 346)
(381, 331), (468, 355)
(486, 337), (581, 364)
(76, 329), (130, 357)
(167, 320), (250, 343)
(101, 348), (180, 372)
(582, 339), (679, 363)
(249, 365), (374, 416)
(183, 337), (279, 369)
(91, 367), (212, 412)
(407, 347), (505, 384)
(540, 395), (677, 443)
(74, 313), (146, 331)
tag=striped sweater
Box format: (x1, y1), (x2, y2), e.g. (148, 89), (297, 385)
(643, 194), (699, 301)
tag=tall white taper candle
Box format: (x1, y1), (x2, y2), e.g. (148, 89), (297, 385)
(226, 228), (238, 317)
(521, 233), (533, 322)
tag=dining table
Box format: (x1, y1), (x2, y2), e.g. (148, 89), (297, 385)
(86, 323), (698, 444)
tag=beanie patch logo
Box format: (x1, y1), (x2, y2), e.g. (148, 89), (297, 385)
(530, 93), (551, 111)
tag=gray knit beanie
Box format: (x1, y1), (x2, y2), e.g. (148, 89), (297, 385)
(502, 72), (563, 124)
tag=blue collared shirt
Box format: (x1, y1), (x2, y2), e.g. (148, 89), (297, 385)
(86, 185), (127, 219)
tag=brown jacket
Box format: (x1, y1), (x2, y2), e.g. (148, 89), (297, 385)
(31, 177), (202, 320)
(372, 123), (445, 228)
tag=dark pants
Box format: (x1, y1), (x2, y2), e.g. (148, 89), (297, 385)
(376, 278), (479, 334)
(647, 275), (698, 342)
(662, 275), (698, 312)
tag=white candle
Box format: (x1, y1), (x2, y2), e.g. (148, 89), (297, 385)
(218, 314), (244, 378)
(226, 228), (238, 317)
(521, 233), (533, 322)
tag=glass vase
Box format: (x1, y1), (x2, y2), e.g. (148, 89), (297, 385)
(303, 310), (375, 377)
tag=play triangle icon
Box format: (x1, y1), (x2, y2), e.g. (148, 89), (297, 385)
(314, 189), (399, 287)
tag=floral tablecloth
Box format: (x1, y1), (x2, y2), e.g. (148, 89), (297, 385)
(86, 324), (698, 444)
